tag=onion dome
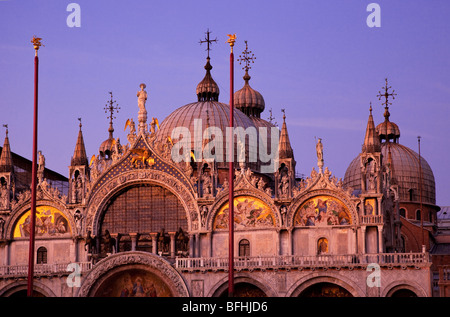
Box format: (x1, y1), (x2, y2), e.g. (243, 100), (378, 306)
(234, 71), (265, 117)
(376, 106), (400, 143)
(100, 92), (120, 159)
(234, 41), (265, 118)
(196, 57), (219, 102)
(99, 124), (115, 159)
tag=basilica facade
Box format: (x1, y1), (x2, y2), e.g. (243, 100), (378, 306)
(0, 41), (444, 297)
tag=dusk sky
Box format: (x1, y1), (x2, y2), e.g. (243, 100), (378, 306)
(1, 0), (449, 206)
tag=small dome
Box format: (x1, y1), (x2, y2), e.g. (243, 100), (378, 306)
(234, 72), (265, 117)
(376, 121), (400, 142)
(196, 57), (219, 102)
(99, 137), (114, 158)
(376, 106), (400, 142)
(344, 143), (436, 205)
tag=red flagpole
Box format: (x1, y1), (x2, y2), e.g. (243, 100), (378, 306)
(27, 37), (42, 297)
(227, 34), (236, 297)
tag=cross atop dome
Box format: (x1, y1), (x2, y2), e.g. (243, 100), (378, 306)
(377, 78), (397, 121)
(199, 28), (218, 59)
(104, 91), (120, 139)
(237, 40), (256, 72)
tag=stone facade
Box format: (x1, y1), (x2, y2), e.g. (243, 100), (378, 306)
(0, 53), (440, 297)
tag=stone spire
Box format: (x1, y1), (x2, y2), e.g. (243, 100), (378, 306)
(0, 126), (13, 173)
(362, 103), (381, 153)
(71, 118), (88, 167)
(278, 110), (294, 160)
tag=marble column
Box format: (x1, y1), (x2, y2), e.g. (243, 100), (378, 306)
(129, 233), (139, 251)
(169, 232), (176, 258)
(150, 233), (158, 254)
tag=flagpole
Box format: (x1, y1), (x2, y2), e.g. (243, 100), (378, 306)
(227, 34), (236, 297)
(418, 136), (424, 250)
(27, 36), (42, 297)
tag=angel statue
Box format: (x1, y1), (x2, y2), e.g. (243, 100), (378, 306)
(124, 118), (136, 135)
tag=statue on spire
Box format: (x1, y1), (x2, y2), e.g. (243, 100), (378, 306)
(137, 83), (148, 112)
(316, 137), (324, 173)
(137, 83), (148, 135)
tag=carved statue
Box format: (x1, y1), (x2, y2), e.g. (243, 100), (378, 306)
(175, 227), (189, 252)
(316, 138), (323, 161)
(157, 228), (170, 253)
(201, 205), (208, 227)
(38, 151), (45, 182)
(103, 229), (115, 254)
(202, 171), (212, 195)
(0, 217), (5, 239)
(84, 231), (96, 254)
(124, 118), (136, 135)
(74, 210), (83, 236)
(137, 83), (147, 111)
(0, 184), (8, 209)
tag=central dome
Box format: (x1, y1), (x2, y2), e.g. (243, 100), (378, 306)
(155, 101), (259, 169)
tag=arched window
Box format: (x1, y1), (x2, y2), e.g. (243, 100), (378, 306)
(399, 208), (406, 218)
(239, 239), (250, 257)
(317, 238), (329, 255)
(416, 209), (421, 221)
(37, 247), (47, 264)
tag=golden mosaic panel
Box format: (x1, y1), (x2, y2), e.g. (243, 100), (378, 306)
(294, 195), (351, 227)
(213, 196), (275, 230)
(14, 206), (71, 238)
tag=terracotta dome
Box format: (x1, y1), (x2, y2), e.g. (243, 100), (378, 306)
(344, 142), (436, 205)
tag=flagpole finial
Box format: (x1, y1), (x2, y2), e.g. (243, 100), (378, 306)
(226, 34), (236, 53)
(31, 36), (43, 56)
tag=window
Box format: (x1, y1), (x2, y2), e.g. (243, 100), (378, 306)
(317, 238), (329, 255)
(100, 184), (187, 235)
(37, 247), (47, 264)
(399, 208), (406, 218)
(416, 209), (421, 221)
(239, 239), (250, 257)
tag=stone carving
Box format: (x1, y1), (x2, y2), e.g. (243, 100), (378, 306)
(38, 151), (45, 183)
(74, 210), (83, 236)
(0, 217), (5, 239)
(0, 183), (9, 209)
(76, 252), (189, 297)
(137, 83), (148, 134)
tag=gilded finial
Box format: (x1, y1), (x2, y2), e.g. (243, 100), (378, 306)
(31, 35), (43, 56)
(226, 34), (236, 53)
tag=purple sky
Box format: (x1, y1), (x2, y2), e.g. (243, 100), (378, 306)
(1, 0), (449, 206)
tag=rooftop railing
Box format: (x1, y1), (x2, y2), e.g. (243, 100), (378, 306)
(176, 252), (429, 271)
